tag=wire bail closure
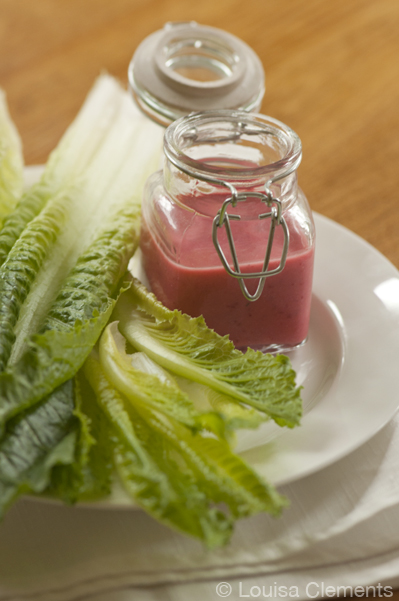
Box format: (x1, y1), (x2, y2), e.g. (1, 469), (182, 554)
(212, 187), (289, 301)
(163, 127), (291, 303)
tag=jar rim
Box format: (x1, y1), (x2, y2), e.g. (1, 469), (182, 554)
(164, 111), (302, 183)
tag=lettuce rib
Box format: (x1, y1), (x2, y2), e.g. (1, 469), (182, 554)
(0, 187), (73, 370)
(0, 90), (24, 229)
(116, 278), (302, 429)
(99, 322), (202, 430)
(175, 378), (267, 433)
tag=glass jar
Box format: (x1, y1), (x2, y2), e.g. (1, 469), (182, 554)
(140, 111), (315, 353)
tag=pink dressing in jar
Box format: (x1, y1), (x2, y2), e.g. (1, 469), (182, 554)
(140, 112), (315, 353)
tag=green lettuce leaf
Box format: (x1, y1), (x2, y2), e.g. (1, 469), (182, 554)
(84, 352), (232, 548)
(175, 377), (267, 433)
(0, 75), (167, 519)
(0, 183), (55, 270)
(47, 372), (113, 503)
(100, 322), (229, 439)
(0, 379), (77, 519)
(85, 352), (286, 548)
(115, 277), (302, 428)
(0, 90), (24, 229)
(0, 74), (163, 429)
(7, 76), (163, 368)
(0, 186), (73, 370)
(99, 322), (203, 430)
(136, 406), (288, 520)
(0, 207), (138, 430)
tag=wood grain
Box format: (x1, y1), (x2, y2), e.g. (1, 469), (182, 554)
(1, 0), (399, 597)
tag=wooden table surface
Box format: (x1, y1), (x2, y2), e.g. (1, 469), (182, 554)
(1, 0), (399, 598)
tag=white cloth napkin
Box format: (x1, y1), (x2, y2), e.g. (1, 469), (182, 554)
(1, 407), (399, 601)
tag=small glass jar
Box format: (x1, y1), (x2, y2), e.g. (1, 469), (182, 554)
(140, 111), (315, 353)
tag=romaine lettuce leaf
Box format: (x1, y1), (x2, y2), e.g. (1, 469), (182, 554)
(7, 76), (163, 367)
(0, 380), (77, 519)
(0, 74), (163, 430)
(0, 183), (55, 269)
(85, 352), (286, 548)
(0, 75), (165, 519)
(0, 207), (138, 430)
(100, 322), (228, 438)
(47, 373), (113, 503)
(0, 186), (73, 370)
(84, 353), (233, 548)
(115, 277), (302, 428)
(99, 322), (203, 430)
(0, 90), (24, 229)
(175, 377), (267, 433)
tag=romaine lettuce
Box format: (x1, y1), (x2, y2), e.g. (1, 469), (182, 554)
(0, 183), (56, 270)
(0, 90), (24, 229)
(0, 75), (164, 431)
(85, 350), (287, 548)
(0, 380), (77, 519)
(0, 75), (299, 543)
(47, 372), (113, 503)
(99, 322), (203, 430)
(116, 277), (302, 429)
(0, 206), (138, 430)
(0, 186), (73, 370)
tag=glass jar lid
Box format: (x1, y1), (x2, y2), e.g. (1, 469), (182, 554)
(128, 21), (265, 126)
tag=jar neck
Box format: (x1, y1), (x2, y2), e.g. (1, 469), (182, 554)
(163, 111), (302, 214)
(163, 159), (299, 216)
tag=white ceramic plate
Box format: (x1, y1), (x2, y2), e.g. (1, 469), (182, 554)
(22, 167), (399, 504)
(237, 212), (399, 486)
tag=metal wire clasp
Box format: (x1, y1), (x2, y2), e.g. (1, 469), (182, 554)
(212, 187), (290, 301)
